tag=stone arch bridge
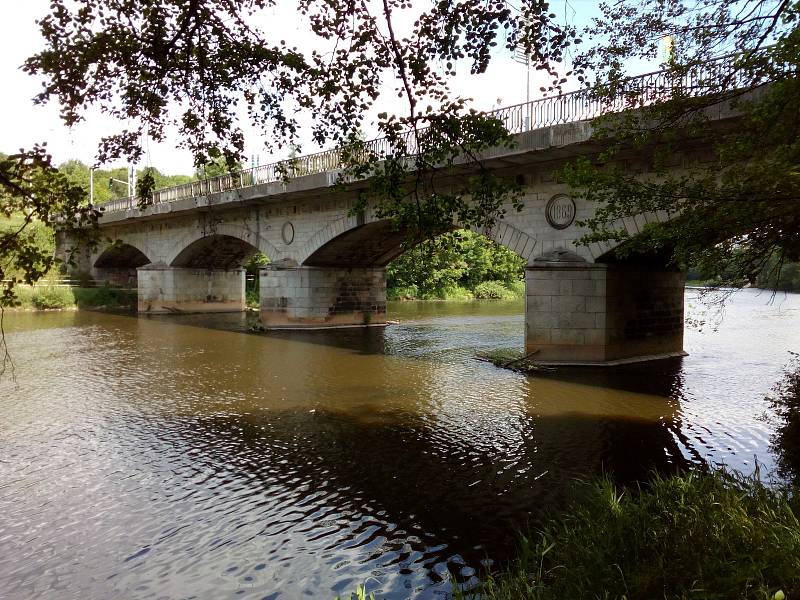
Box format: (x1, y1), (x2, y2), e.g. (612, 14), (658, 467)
(60, 71), (744, 364)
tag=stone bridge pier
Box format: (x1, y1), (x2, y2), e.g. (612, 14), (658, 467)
(137, 264), (246, 314)
(259, 265), (386, 327)
(524, 251), (685, 364)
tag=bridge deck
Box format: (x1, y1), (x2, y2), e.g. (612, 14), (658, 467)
(97, 50), (750, 221)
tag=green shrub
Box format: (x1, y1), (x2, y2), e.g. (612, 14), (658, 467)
(336, 585), (376, 600)
(30, 286), (75, 309)
(505, 280), (525, 298)
(71, 270), (95, 287)
(73, 286), (135, 308)
(769, 354), (800, 487)
(473, 280), (515, 300)
(387, 230), (525, 299)
(440, 285), (474, 301)
(387, 285), (419, 300)
(245, 252), (270, 277)
(462, 470), (800, 600)
(246, 288), (259, 309)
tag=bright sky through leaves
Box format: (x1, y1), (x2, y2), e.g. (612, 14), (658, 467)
(0, 0), (611, 176)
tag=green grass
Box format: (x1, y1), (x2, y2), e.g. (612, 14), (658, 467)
(456, 470), (800, 600)
(73, 286), (136, 309)
(246, 288), (259, 309)
(10, 285), (136, 310)
(387, 280), (524, 301)
(439, 285), (474, 301)
(387, 285), (420, 300)
(506, 280), (525, 298)
(13, 285), (75, 309)
(340, 470), (799, 600)
(336, 584), (376, 600)
(473, 280), (518, 300)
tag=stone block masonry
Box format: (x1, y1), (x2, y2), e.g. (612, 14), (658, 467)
(259, 265), (387, 328)
(56, 114), (723, 363)
(137, 264), (245, 313)
(525, 253), (685, 364)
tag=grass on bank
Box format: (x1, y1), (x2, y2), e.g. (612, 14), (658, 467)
(461, 470), (799, 600)
(10, 284), (136, 310)
(340, 470), (800, 600)
(387, 279), (524, 301)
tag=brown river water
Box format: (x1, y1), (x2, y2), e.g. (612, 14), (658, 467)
(1, 289), (799, 599)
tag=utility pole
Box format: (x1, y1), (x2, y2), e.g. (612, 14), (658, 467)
(513, 45), (532, 130)
(129, 166), (137, 196)
(89, 167), (94, 205)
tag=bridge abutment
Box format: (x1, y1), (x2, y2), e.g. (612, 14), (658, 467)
(259, 265), (387, 328)
(525, 252), (685, 365)
(137, 263), (245, 314)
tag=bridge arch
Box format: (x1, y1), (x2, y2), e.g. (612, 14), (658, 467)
(93, 241), (152, 286)
(164, 223), (281, 268)
(589, 210), (672, 263)
(94, 242), (152, 269)
(300, 217), (539, 267)
(170, 234), (263, 269)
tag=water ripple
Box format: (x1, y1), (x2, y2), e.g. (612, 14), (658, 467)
(0, 292), (796, 598)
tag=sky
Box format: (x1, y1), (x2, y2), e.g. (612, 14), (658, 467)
(0, 0), (616, 177)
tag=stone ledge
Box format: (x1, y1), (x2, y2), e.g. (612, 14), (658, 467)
(537, 351), (688, 367)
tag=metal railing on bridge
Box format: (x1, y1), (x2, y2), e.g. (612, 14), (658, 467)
(99, 48), (775, 215)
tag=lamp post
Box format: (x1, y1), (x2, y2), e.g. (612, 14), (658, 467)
(513, 46), (532, 130)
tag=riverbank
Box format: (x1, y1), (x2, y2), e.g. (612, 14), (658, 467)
(8, 285), (136, 311)
(9, 282), (523, 313)
(340, 469), (800, 600)
(456, 470), (799, 600)
(388, 280), (525, 301)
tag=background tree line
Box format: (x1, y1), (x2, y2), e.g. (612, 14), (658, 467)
(387, 230), (526, 300)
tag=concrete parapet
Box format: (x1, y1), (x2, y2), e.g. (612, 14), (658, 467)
(137, 263), (245, 313)
(259, 265), (386, 328)
(525, 255), (685, 364)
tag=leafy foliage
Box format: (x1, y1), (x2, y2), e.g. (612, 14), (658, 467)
(561, 1), (800, 289)
(23, 0), (581, 238)
(0, 214), (55, 285)
(136, 167), (157, 207)
(2, 156), (194, 307)
(0, 147), (100, 375)
(0, 147), (99, 306)
(195, 154), (244, 180)
(473, 280), (516, 300)
(386, 230), (524, 299)
(26, 285), (74, 310)
(756, 258), (800, 291)
(13, 284), (137, 310)
(59, 159), (193, 205)
(768, 353), (800, 487)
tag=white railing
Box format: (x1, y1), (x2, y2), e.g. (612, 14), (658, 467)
(99, 48), (776, 215)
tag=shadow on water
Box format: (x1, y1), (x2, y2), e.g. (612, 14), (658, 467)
(539, 357), (687, 397)
(142, 300), (529, 357)
(7, 291), (796, 599)
(122, 402), (690, 597)
(143, 311), (393, 355)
